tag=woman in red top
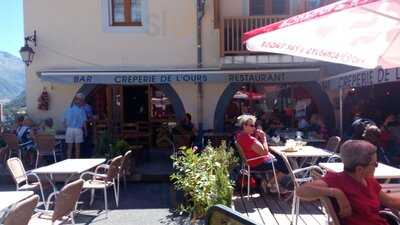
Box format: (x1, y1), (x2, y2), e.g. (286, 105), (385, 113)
(297, 140), (400, 225)
(236, 115), (288, 192)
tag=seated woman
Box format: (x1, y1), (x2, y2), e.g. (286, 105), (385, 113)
(236, 114), (289, 193)
(16, 117), (36, 152)
(296, 140), (400, 225)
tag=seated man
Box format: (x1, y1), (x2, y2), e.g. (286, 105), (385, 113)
(296, 140), (400, 225)
(236, 114), (288, 193)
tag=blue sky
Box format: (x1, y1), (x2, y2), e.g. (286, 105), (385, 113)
(0, 0), (23, 57)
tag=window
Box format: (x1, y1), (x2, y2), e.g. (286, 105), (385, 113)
(307, 0), (338, 10)
(111, 0), (142, 26)
(249, 0), (289, 15)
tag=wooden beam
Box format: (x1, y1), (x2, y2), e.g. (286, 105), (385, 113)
(213, 0), (221, 28)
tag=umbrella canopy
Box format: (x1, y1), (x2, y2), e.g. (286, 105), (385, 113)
(243, 0), (400, 69)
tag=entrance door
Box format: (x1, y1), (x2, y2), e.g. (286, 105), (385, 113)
(123, 86), (149, 122)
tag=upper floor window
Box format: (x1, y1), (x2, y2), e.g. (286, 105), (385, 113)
(249, 0), (290, 15)
(307, 0), (338, 10)
(111, 0), (142, 26)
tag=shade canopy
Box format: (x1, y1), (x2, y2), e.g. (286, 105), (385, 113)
(243, 0), (400, 69)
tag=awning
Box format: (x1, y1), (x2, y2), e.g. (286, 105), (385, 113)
(38, 68), (321, 85)
(243, 0), (400, 69)
(321, 67), (400, 90)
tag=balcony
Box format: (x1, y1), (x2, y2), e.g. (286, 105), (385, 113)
(220, 15), (288, 57)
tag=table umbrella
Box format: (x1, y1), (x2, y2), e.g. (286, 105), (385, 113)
(243, 0), (400, 69)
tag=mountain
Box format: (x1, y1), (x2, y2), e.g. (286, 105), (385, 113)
(0, 51), (25, 102)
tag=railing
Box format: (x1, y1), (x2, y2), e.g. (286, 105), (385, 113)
(220, 15), (289, 56)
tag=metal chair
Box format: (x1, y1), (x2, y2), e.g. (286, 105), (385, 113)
(29, 179), (84, 225)
(274, 150), (324, 225)
(2, 133), (21, 159)
(33, 134), (62, 168)
(234, 141), (280, 197)
(80, 155), (123, 218)
(3, 195), (39, 225)
(6, 157), (46, 208)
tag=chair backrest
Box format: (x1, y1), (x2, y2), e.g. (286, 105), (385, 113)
(273, 150), (298, 187)
(2, 133), (20, 150)
(234, 141), (249, 166)
(4, 195), (39, 225)
(34, 134), (56, 154)
(106, 155), (123, 181)
(320, 197), (341, 225)
(325, 136), (341, 153)
(7, 157), (28, 186)
(52, 179), (84, 222)
(120, 150), (132, 175)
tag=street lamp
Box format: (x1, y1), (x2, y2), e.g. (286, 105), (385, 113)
(19, 30), (37, 66)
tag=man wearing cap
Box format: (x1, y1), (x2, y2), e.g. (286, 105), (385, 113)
(63, 93), (87, 158)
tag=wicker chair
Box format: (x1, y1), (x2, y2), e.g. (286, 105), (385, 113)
(7, 157), (46, 207)
(3, 195), (39, 225)
(2, 133), (22, 159)
(33, 134), (62, 168)
(29, 179), (84, 225)
(80, 155), (123, 218)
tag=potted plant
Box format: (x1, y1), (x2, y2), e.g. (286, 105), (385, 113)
(170, 142), (238, 223)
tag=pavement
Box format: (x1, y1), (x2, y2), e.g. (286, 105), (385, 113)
(0, 182), (190, 225)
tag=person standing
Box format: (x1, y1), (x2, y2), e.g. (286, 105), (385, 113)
(64, 93), (87, 158)
(81, 97), (94, 158)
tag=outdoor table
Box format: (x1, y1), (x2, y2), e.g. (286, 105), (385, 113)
(270, 145), (333, 169)
(31, 158), (106, 192)
(0, 191), (34, 222)
(319, 162), (400, 182)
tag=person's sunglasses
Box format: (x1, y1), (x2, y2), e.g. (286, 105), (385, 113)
(246, 124), (255, 128)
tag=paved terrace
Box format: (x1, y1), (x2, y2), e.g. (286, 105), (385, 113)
(233, 194), (325, 225)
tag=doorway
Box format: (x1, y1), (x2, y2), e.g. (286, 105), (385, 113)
(123, 86), (149, 122)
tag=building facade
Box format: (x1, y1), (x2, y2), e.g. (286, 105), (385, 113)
(23, 0), (346, 145)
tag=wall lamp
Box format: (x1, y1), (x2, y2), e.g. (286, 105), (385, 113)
(19, 30), (37, 66)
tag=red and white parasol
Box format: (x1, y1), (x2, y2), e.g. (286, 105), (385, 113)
(243, 0), (400, 69)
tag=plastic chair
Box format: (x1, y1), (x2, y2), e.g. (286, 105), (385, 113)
(2, 133), (22, 159)
(6, 157), (46, 207)
(274, 150), (324, 225)
(80, 155), (123, 218)
(33, 134), (62, 168)
(234, 141), (280, 197)
(29, 179), (84, 225)
(120, 150), (133, 188)
(3, 195), (39, 225)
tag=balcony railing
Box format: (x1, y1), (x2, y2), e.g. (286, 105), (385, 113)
(220, 15), (289, 56)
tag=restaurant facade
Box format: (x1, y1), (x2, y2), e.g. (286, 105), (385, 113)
(23, 0), (346, 148)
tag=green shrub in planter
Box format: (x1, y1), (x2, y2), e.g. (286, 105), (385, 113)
(170, 143), (238, 219)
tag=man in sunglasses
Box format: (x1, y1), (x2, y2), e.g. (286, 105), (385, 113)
(297, 140), (400, 225)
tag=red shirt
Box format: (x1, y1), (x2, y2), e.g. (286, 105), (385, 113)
(322, 172), (388, 225)
(236, 132), (270, 168)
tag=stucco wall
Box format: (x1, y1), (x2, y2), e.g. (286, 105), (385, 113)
(22, 0), (224, 127)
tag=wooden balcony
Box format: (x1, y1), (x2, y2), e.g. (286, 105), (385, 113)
(220, 15), (289, 56)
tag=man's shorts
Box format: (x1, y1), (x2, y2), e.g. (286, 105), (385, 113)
(65, 127), (84, 143)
